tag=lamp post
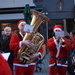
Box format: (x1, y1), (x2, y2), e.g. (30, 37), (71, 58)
(43, 12), (48, 40)
(43, 12), (48, 54)
(63, 19), (67, 31)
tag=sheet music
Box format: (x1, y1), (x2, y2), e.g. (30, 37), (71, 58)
(23, 24), (34, 33)
(1, 52), (10, 61)
(55, 31), (65, 39)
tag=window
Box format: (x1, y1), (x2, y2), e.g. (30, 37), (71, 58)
(1, 22), (18, 34)
(58, 0), (64, 10)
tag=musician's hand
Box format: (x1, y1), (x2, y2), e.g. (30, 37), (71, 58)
(56, 38), (60, 42)
(56, 37), (61, 43)
(22, 40), (32, 47)
(29, 53), (39, 59)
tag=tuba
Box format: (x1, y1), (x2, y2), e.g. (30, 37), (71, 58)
(17, 10), (49, 64)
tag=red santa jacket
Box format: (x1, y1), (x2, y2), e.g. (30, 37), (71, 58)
(46, 37), (72, 67)
(10, 32), (43, 66)
(0, 54), (12, 75)
(73, 35), (75, 49)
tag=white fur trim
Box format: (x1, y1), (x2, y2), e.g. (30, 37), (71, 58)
(14, 63), (36, 67)
(54, 28), (62, 32)
(19, 32), (24, 48)
(53, 37), (58, 46)
(53, 37), (61, 57)
(49, 63), (55, 67)
(19, 41), (22, 48)
(18, 22), (26, 26)
(38, 52), (42, 59)
(49, 64), (68, 67)
(49, 61), (68, 67)
(19, 32), (24, 38)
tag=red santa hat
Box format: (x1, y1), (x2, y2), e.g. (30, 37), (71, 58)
(18, 20), (26, 27)
(53, 25), (62, 31)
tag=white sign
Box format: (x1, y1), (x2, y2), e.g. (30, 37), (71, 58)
(55, 31), (65, 39)
(1, 53), (10, 61)
(23, 24), (34, 33)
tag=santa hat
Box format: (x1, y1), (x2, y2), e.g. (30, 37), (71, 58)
(18, 20), (26, 26)
(53, 25), (62, 31)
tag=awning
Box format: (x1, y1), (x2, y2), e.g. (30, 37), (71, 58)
(23, 4), (32, 24)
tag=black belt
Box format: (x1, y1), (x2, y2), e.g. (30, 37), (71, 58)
(51, 56), (67, 65)
(50, 56), (67, 60)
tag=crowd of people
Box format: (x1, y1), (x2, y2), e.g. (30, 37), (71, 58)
(0, 20), (75, 75)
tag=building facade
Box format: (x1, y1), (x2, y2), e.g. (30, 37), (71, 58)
(0, 0), (75, 39)
(0, 0), (35, 34)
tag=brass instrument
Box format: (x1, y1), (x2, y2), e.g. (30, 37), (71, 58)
(17, 10), (49, 64)
(60, 38), (66, 47)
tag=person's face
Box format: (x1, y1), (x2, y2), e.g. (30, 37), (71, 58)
(70, 32), (73, 39)
(4, 30), (11, 36)
(18, 23), (26, 32)
(54, 30), (61, 32)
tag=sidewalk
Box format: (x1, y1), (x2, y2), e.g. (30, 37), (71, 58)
(34, 53), (50, 75)
(34, 53), (70, 75)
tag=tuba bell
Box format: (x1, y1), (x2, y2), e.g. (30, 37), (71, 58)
(17, 10), (49, 64)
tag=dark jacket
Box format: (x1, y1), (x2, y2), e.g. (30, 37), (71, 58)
(0, 34), (12, 52)
(0, 34), (14, 68)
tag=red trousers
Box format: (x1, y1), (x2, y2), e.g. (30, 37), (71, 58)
(49, 66), (67, 75)
(14, 65), (35, 75)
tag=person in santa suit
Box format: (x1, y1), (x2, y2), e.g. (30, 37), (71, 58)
(46, 25), (72, 75)
(0, 54), (12, 75)
(9, 20), (43, 75)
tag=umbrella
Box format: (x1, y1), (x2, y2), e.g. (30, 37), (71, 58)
(23, 4), (32, 24)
